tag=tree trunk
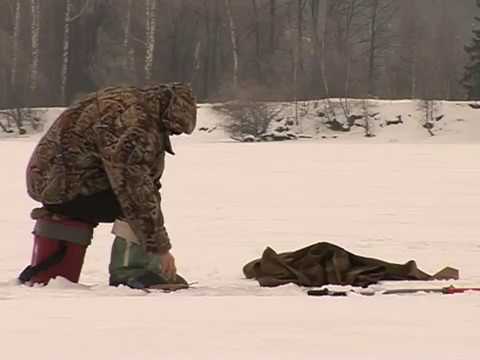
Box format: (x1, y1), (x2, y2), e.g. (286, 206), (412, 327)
(320, 0), (330, 97)
(225, 0), (239, 95)
(169, 0), (189, 82)
(0, 68), (7, 107)
(124, 0), (135, 76)
(203, 0), (211, 99)
(252, 0), (262, 81)
(192, 40), (201, 86)
(311, 0), (321, 94)
(367, 0), (379, 97)
(211, 0), (221, 92)
(123, 0), (131, 50)
(342, 0), (359, 114)
(11, 0), (21, 90)
(297, 0), (304, 74)
(188, 9), (202, 88)
(270, 0), (276, 53)
(145, 0), (157, 82)
(60, 0), (72, 105)
(320, 0), (336, 121)
(30, 0), (40, 94)
(411, 54), (417, 99)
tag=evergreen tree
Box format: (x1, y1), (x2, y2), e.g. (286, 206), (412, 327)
(463, 0), (480, 99)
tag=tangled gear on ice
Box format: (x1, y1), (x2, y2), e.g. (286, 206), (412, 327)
(243, 242), (458, 288)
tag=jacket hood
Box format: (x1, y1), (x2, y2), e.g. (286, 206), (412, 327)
(161, 83), (197, 135)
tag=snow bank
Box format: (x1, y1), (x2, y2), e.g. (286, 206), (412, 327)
(2, 99), (480, 144)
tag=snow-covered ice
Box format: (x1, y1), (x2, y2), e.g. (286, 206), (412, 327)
(1, 101), (480, 359)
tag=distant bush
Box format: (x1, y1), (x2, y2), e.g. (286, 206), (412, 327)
(0, 108), (45, 136)
(218, 100), (294, 142)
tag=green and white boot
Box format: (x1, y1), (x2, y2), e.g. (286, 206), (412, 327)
(109, 220), (188, 290)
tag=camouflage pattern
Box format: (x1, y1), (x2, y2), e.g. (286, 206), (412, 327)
(26, 83), (197, 254)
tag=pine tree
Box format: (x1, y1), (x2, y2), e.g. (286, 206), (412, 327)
(463, 0), (480, 99)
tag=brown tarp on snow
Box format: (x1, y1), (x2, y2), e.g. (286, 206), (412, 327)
(243, 242), (458, 288)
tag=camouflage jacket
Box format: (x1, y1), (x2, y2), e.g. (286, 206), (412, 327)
(27, 84), (196, 254)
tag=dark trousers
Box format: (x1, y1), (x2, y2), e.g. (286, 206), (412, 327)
(44, 190), (124, 225)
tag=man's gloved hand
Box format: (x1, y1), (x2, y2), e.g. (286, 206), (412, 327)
(159, 251), (177, 281)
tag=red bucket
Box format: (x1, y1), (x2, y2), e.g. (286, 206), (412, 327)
(30, 236), (87, 284)
(27, 219), (91, 284)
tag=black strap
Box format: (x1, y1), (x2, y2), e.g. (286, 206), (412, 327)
(18, 241), (68, 283)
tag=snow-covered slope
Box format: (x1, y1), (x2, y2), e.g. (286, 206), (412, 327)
(243, 99), (480, 143)
(1, 100), (480, 360)
(2, 99), (480, 143)
(200, 99), (480, 143)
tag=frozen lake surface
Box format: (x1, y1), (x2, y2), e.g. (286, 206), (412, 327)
(1, 106), (480, 359)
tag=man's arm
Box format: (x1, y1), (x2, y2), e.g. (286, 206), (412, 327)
(94, 106), (171, 254)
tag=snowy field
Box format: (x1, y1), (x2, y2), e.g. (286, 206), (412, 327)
(1, 103), (480, 359)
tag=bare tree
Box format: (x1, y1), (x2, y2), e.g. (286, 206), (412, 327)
(342, 1), (364, 99)
(60, 0), (102, 104)
(296, 0), (305, 75)
(332, 0), (366, 117)
(251, 0), (262, 81)
(363, 0), (396, 97)
(29, 0), (40, 94)
(366, 0), (378, 96)
(361, 99), (375, 137)
(123, 0), (136, 77)
(202, 1), (212, 98)
(396, 0), (422, 98)
(270, 0), (276, 54)
(11, 0), (21, 90)
(59, 0), (72, 105)
(310, 0), (321, 94)
(419, 100), (439, 137)
(144, 0), (157, 82)
(319, 1), (337, 122)
(211, 0), (221, 92)
(435, 0), (462, 99)
(225, 0), (239, 95)
(0, 0), (476, 106)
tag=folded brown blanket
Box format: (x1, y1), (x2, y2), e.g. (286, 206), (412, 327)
(243, 242), (458, 287)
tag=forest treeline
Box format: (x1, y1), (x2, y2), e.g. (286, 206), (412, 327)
(0, 0), (478, 109)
